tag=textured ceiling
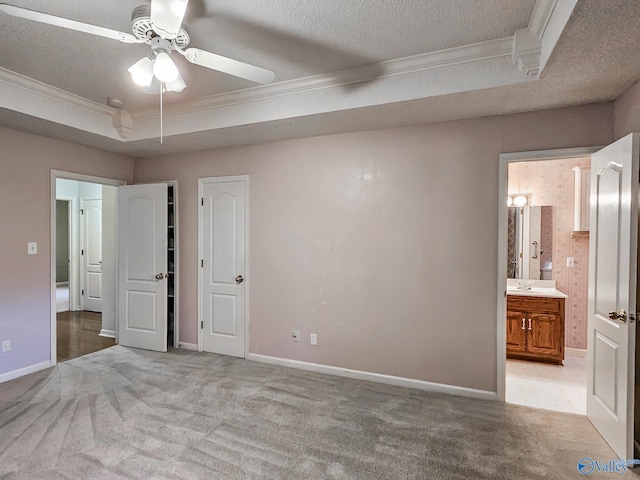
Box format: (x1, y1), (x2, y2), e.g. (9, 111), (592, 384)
(1, 0), (640, 157)
(0, 0), (534, 110)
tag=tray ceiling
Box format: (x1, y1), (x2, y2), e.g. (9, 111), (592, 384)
(1, 0), (640, 156)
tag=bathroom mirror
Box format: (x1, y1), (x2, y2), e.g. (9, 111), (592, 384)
(507, 206), (553, 279)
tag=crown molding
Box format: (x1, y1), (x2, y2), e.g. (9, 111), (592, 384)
(0, 68), (115, 118)
(132, 37), (513, 121)
(512, 29), (542, 77)
(528, 0), (578, 73)
(0, 0), (577, 143)
(0, 67), (125, 140)
(529, 0), (558, 38)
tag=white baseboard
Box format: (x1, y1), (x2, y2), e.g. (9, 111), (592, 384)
(0, 361), (52, 384)
(566, 348), (587, 358)
(99, 329), (116, 339)
(247, 354), (497, 401)
(179, 342), (198, 351)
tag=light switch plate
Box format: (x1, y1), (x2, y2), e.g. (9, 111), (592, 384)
(28, 242), (37, 255)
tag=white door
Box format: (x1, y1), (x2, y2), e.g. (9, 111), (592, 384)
(587, 133), (638, 459)
(118, 184), (168, 352)
(200, 177), (247, 357)
(81, 198), (102, 312)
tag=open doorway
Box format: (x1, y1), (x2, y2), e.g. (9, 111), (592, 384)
(52, 174), (122, 363)
(499, 149), (597, 415)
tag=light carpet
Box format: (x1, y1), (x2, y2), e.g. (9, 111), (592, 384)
(0, 346), (627, 479)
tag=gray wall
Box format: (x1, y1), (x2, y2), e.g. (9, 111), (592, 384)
(614, 80), (640, 140)
(0, 126), (133, 377)
(135, 102), (614, 393)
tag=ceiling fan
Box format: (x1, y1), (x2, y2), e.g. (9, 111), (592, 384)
(0, 0), (276, 94)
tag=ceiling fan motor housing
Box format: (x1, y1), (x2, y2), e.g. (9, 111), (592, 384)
(130, 5), (190, 47)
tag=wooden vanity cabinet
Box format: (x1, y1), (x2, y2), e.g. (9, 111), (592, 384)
(506, 295), (565, 364)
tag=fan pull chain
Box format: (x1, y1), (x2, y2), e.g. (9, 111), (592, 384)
(160, 82), (164, 144)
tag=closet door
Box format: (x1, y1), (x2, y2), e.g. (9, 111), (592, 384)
(199, 176), (248, 358)
(117, 184), (167, 352)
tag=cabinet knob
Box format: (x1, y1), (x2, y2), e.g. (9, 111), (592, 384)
(521, 318), (526, 330)
(528, 318), (532, 331)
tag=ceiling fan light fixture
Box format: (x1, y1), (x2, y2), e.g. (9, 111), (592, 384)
(153, 51), (179, 82)
(127, 56), (154, 86)
(166, 73), (187, 92)
(142, 73), (187, 94)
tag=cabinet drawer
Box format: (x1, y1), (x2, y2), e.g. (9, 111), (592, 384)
(507, 295), (563, 313)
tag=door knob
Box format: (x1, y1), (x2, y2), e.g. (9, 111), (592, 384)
(608, 309), (627, 323)
(155, 273), (166, 280)
(236, 275), (244, 284)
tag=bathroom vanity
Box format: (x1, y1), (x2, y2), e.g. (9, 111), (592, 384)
(506, 283), (567, 365)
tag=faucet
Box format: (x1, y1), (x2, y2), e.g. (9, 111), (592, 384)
(517, 281), (533, 290)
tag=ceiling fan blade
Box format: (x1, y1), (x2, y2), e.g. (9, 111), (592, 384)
(151, 0), (188, 39)
(181, 48), (275, 85)
(0, 3), (142, 43)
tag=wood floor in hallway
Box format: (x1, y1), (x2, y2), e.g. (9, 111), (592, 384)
(56, 310), (115, 362)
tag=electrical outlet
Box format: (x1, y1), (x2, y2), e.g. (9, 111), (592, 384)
(1, 340), (10, 353)
(567, 257), (575, 268)
(310, 333), (318, 346)
(292, 330), (300, 342)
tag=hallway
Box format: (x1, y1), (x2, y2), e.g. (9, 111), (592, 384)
(56, 311), (114, 362)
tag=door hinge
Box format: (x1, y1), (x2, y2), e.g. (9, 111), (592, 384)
(81, 249), (84, 255)
(201, 259), (204, 268)
(81, 289), (84, 296)
(201, 320), (204, 329)
(80, 209), (84, 215)
(201, 198), (204, 206)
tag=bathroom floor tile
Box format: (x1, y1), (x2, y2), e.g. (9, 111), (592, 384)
(506, 355), (586, 415)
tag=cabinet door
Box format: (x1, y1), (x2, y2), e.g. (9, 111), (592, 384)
(527, 312), (562, 358)
(506, 310), (527, 353)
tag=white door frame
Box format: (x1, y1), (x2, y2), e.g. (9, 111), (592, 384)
(50, 170), (126, 366)
(197, 175), (250, 356)
(496, 146), (601, 401)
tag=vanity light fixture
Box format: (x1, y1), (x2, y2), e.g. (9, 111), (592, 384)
(507, 194), (529, 207)
(513, 195), (528, 207)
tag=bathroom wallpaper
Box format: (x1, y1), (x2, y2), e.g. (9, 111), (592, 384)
(508, 157), (591, 350)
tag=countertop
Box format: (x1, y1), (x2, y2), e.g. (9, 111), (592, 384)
(507, 287), (568, 299)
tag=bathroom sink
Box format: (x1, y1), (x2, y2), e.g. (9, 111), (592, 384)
(506, 286), (567, 298)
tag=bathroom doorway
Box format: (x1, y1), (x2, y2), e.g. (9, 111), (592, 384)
(503, 153), (592, 414)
